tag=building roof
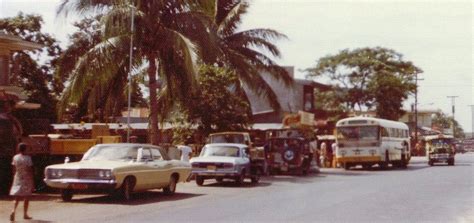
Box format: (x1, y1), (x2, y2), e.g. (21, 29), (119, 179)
(0, 32), (43, 51)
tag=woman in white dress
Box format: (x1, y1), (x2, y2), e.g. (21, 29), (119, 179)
(9, 143), (33, 221)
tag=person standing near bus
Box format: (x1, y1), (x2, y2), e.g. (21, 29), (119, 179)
(9, 143), (34, 221)
(320, 142), (327, 168)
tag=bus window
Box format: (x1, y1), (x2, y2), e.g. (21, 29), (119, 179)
(359, 126), (379, 140)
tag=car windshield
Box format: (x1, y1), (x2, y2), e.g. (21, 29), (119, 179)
(431, 138), (453, 148)
(82, 145), (139, 161)
(210, 134), (245, 144)
(269, 139), (302, 151)
(200, 146), (240, 157)
(337, 126), (379, 140)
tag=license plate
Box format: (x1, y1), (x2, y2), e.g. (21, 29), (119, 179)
(71, 184), (87, 190)
(207, 165), (217, 171)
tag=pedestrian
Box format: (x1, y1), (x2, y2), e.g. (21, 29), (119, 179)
(9, 143), (34, 222)
(320, 142), (327, 168)
(331, 142), (337, 168)
(177, 144), (193, 162)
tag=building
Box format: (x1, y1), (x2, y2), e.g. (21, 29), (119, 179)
(246, 66), (330, 125)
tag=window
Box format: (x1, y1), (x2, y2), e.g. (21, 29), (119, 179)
(151, 148), (164, 161)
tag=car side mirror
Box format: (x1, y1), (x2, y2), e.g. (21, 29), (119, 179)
(244, 148), (250, 156)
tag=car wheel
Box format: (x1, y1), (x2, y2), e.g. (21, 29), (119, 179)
(215, 177), (224, 183)
(428, 160), (434, 166)
(121, 177), (135, 201)
(163, 175), (178, 195)
(195, 176), (204, 186)
(235, 170), (245, 185)
(448, 159), (455, 166)
(61, 189), (73, 202)
(362, 164), (372, 170)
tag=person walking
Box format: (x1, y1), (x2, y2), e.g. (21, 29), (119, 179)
(9, 143), (34, 222)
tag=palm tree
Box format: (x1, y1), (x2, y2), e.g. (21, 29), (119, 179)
(209, 0), (293, 111)
(58, 0), (211, 144)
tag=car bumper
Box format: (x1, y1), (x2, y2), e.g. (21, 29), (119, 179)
(429, 154), (454, 162)
(44, 178), (118, 191)
(192, 169), (240, 177)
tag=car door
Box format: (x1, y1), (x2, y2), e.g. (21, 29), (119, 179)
(150, 147), (172, 188)
(135, 147), (155, 190)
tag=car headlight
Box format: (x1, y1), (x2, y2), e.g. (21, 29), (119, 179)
(99, 170), (112, 179)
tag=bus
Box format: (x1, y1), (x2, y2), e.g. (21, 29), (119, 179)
(335, 117), (410, 170)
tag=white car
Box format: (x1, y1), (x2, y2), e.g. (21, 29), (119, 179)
(190, 143), (260, 186)
(44, 143), (191, 201)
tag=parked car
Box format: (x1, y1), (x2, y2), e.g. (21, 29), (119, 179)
(266, 137), (312, 175)
(208, 132), (268, 174)
(44, 143), (191, 201)
(190, 143), (261, 186)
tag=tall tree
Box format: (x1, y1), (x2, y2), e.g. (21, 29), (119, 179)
(58, 0), (211, 144)
(0, 13), (62, 122)
(306, 47), (422, 120)
(432, 111), (465, 138)
(56, 16), (146, 122)
(205, 0), (292, 111)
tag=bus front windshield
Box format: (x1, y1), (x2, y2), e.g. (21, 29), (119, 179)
(337, 126), (379, 140)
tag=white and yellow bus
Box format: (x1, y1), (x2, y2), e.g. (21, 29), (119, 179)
(335, 117), (411, 170)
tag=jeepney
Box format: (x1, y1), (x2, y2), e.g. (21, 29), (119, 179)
(424, 134), (455, 166)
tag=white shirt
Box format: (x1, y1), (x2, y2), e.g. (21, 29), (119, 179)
(177, 145), (193, 162)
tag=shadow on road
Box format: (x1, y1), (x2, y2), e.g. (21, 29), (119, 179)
(0, 193), (61, 202)
(200, 180), (272, 188)
(67, 191), (204, 205)
(261, 173), (323, 184)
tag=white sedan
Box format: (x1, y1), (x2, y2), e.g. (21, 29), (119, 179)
(44, 143), (191, 201)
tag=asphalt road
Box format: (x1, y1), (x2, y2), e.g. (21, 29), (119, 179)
(1, 154), (473, 223)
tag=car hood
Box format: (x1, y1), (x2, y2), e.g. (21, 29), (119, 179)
(190, 156), (240, 164)
(45, 160), (137, 170)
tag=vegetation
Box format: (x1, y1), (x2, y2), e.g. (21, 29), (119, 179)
(306, 47), (422, 120)
(432, 111), (465, 138)
(0, 13), (62, 122)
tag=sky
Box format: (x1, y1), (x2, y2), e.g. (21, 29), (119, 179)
(0, 0), (473, 133)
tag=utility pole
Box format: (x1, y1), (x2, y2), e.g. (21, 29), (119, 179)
(127, 5), (135, 143)
(414, 74), (424, 144)
(469, 105), (474, 138)
(447, 96), (459, 137)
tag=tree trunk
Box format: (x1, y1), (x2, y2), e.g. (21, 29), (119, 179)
(147, 56), (160, 145)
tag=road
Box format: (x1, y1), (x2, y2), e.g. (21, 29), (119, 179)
(1, 154), (473, 223)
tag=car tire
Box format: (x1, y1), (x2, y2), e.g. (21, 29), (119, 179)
(215, 177), (224, 183)
(163, 175), (178, 195)
(428, 160), (434, 166)
(121, 177), (135, 201)
(196, 176), (204, 186)
(235, 170), (245, 185)
(61, 189), (73, 202)
(448, 159), (455, 166)
(362, 164), (372, 170)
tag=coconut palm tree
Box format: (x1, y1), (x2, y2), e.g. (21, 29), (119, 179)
(209, 0), (293, 110)
(57, 0), (212, 144)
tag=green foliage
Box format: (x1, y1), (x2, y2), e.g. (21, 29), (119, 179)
(56, 16), (146, 122)
(201, 0), (292, 111)
(186, 65), (251, 136)
(0, 13), (62, 122)
(306, 47), (422, 120)
(432, 112), (465, 138)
